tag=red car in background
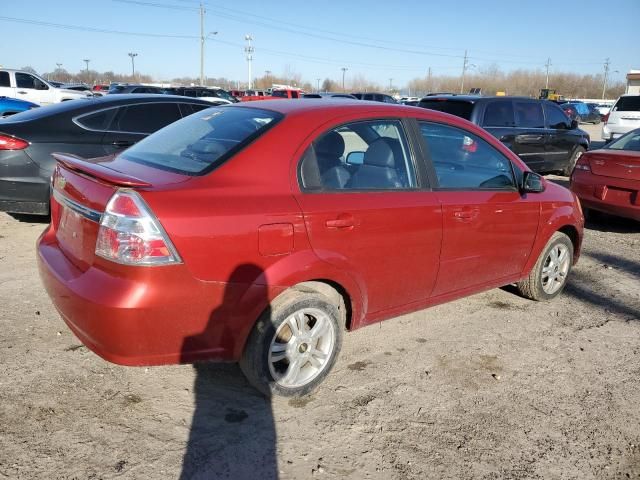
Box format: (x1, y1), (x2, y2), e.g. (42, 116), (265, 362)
(37, 100), (583, 397)
(571, 128), (640, 221)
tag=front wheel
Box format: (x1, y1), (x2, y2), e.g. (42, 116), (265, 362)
(562, 146), (585, 176)
(516, 232), (574, 301)
(240, 290), (343, 397)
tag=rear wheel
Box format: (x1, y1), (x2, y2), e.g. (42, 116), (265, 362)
(517, 232), (573, 301)
(240, 290), (343, 397)
(562, 146), (585, 176)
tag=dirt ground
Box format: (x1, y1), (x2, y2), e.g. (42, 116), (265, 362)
(1, 123), (639, 479)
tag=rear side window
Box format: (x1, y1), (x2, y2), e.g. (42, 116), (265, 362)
(544, 103), (571, 129)
(514, 102), (544, 128)
(0, 71), (10, 87)
(613, 96), (640, 112)
(483, 101), (515, 127)
(299, 119), (417, 191)
(76, 108), (117, 131)
(272, 90), (287, 98)
(419, 121), (515, 190)
(418, 100), (474, 121)
(113, 103), (182, 133)
(120, 107), (282, 175)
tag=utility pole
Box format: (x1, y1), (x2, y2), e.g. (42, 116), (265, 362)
(545, 57), (552, 89)
(602, 58), (611, 100)
(316, 78), (321, 92)
(427, 67), (432, 94)
(244, 35), (254, 89)
(199, 2), (205, 86)
(389, 78), (393, 92)
(460, 50), (469, 94)
(83, 59), (90, 73)
(264, 70), (271, 89)
(56, 63), (62, 81)
(128, 52), (138, 78)
(341, 67), (348, 92)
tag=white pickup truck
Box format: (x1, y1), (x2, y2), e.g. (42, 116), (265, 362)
(0, 69), (92, 105)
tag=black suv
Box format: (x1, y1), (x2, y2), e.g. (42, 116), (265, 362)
(351, 92), (397, 103)
(418, 95), (590, 175)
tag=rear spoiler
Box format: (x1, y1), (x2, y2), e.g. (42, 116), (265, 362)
(52, 153), (152, 188)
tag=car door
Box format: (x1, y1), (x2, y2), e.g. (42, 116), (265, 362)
(294, 118), (442, 318)
(543, 102), (575, 171)
(416, 121), (540, 296)
(14, 72), (50, 105)
(101, 102), (183, 155)
(511, 100), (549, 172)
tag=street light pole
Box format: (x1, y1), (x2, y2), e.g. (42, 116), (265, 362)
(83, 59), (90, 73)
(341, 67), (348, 92)
(545, 57), (552, 89)
(460, 50), (468, 94)
(316, 78), (321, 93)
(128, 52), (138, 78)
(199, 2), (205, 86)
(244, 35), (254, 90)
(389, 78), (393, 92)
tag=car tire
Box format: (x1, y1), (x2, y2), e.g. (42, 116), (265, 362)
(240, 289), (343, 397)
(516, 232), (574, 301)
(562, 146), (585, 176)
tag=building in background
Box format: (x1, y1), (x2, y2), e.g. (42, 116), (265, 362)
(627, 70), (640, 94)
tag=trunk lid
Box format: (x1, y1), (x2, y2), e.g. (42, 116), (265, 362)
(51, 153), (189, 272)
(585, 150), (640, 181)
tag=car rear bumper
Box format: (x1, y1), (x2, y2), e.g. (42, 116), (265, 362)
(37, 226), (281, 366)
(571, 170), (640, 221)
(0, 150), (50, 214)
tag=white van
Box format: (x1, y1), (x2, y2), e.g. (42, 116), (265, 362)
(602, 94), (640, 141)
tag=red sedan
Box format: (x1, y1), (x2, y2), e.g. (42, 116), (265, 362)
(571, 128), (640, 221)
(37, 100), (584, 397)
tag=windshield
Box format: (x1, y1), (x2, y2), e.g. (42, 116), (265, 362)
(209, 89), (235, 101)
(120, 106), (282, 175)
(418, 100), (474, 120)
(606, 129), (640, 151)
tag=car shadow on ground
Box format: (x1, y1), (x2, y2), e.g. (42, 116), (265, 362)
(585, 214), (640, 234)
(8, 213), (50, 224)
(179, 264), (278, 480)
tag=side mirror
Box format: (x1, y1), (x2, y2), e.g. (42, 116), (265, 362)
(346, 151), (365, 165)
(570, 119), (579, 129)
(521, 171), (545, 193)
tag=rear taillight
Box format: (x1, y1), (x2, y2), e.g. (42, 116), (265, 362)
(573, 155), (591, 173)
(95, 190), (181, 266)
(0, 134), (29, 150)
(602, 113), (609, 123)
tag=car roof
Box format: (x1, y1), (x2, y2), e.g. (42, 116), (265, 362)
(419, 95), (536, 102)
(0, 94), (212, 122)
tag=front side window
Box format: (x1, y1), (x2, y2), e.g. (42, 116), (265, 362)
(419, 121), (515, 190)
(120, 106), (281, 175)
(299, 120), (416, 191)
(544, 103), (571, 129)
(113, 103), (182, 133)
(15, 73), (37, 89)
(515, 101), (545, 128)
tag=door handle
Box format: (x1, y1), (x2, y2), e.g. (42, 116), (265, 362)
(453, 207), (478, 221)
(515, 135), (544, 144)
(17, 91), (27, 94)
(325, 215), (354, 229)
(111, 140), (134, 147)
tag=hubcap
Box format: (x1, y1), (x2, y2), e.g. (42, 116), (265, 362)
(541, 244), (570, 294)
(268, 308), (335, 389)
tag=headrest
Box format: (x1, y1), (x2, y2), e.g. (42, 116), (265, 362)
(363, 139), (395, 168)
(315, 131), (345, 157)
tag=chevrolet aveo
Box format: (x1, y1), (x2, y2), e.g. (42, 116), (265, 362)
(37, 100), (584, 397)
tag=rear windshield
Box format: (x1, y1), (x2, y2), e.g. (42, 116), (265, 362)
(418, 100), (474, 120)
(613, 96), (640, 112)
(120, 106), (283, 175)
(606, 129), (640, 151)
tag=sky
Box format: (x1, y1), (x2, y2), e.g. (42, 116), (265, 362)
(0, 0), (638, 88)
